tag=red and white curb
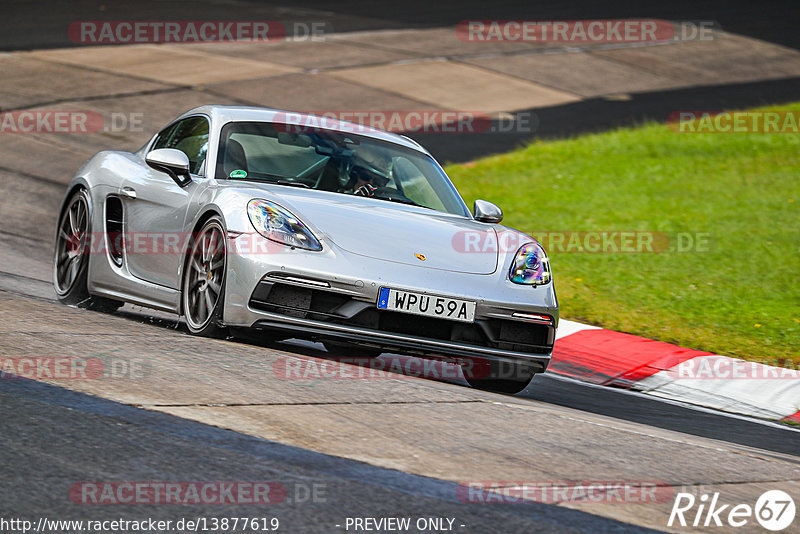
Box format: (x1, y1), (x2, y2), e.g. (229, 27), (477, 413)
(553, 320), (800, 422)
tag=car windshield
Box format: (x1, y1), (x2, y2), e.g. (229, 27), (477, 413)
(216, 121), (469, 216)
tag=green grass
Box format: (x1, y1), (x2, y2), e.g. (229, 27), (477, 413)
(446, 103), (800, 366)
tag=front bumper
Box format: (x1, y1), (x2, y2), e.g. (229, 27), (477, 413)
(250, 309), (550, 373)
(223, 233), (558, 369)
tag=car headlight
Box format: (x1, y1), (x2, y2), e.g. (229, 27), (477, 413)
(247, 199), (322, 251)
(509, 242), (551, 285)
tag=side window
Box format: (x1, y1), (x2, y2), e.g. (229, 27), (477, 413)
(151, 117), (209, 175)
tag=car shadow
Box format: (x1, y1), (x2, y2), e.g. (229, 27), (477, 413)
(112, 305), (800, 458)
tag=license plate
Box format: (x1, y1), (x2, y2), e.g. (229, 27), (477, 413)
(377, 287), (476, 323)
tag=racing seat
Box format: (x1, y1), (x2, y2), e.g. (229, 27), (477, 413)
(223, 139), (248, 177)
(316, 158), (344, 191)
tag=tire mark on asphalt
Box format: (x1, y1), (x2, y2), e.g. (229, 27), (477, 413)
(0, 274), (55, 301)
(0, 269), (49, 283)
(0, 163), (66, 187)
(0, 86), (192, 113)
(0, 229), (49, 243)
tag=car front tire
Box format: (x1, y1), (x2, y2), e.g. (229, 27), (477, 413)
(182, 217), (227, 337)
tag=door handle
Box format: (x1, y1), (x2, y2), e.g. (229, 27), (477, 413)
(120, 186), (137, 199)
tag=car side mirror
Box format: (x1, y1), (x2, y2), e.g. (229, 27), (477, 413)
(146, 148), (192, 187)
(473, 199), (503, 223)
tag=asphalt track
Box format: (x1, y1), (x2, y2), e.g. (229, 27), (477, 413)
(2, 377), (662, 534)
(1, 180), (799, 532)
(1, 2), (799, 533)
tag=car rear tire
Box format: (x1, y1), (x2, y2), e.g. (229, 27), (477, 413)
(461, 359), (536, 394)
(182, 217), (228, 338)
(53, 189), (122, 313)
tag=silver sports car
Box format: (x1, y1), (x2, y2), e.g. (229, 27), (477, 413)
(53, 106), (558, 393)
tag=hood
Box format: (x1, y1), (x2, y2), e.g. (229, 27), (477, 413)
(270, 188), (498, 275)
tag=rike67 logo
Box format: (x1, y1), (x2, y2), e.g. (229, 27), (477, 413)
(669, 490), (795, 531)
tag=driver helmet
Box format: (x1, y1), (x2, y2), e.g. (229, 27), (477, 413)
(347, 148), (390, 189)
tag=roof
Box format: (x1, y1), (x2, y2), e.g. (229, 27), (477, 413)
(178, 105), (429, 155)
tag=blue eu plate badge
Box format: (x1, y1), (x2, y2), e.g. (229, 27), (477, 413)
(378, 287), (390, 309)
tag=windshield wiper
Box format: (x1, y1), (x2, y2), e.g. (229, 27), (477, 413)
(233, 171), (308, 189)
(275, 180), (310, 188)
(371, 195), (431, 209)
